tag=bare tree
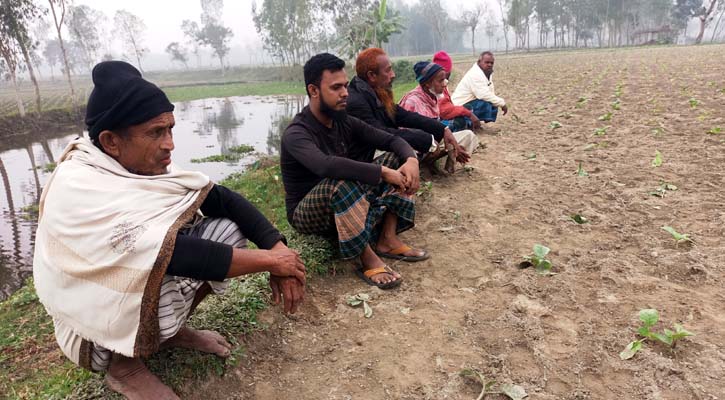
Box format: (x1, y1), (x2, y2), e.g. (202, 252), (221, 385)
(461, 3), (486, 54)
(1, 0), (44, 114)
(48, 0), (76, 111)
(497, 0), (511, 52)
(165, 42), (189, 69)
(43, 38), (62, 80)
(0, 36), (26, 116)
(67, 5), (105, 71)
(114, 10), (147, 72)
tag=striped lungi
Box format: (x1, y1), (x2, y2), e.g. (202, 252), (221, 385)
(291, 152), (416, 259)
(52, 217), (246, 372)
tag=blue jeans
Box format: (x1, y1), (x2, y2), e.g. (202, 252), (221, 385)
(463, 99), (498, 123)
(441, 117), (471, 132)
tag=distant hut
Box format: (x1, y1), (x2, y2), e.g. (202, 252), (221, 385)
(631, 25), (676, 45)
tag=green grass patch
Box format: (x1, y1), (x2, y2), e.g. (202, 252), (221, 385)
(164, 81), (305, 103)
(220, 158), (337, 275)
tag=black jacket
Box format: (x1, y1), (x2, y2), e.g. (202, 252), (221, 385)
(346, 76), (446, 154)
(281, 106), (416, 222)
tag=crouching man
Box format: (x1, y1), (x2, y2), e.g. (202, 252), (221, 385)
(33, 61), (305, 399)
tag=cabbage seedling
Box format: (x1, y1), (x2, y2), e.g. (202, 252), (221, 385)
(611, 99), (621, 110)
(575, 162), (589, 177)
(598, 112), (613, 121)
(549, 121), (562, 130)
(688, 97), (699, 108)
(594, 126), (609, 136)
(523, 244), (553, 275)
(651, 150), (663, 167)
(460, 368), (528, 400)
(620, 309), (694, 360)
(661, 226), (693, 245)
(707, 127), (722, 135)
(648, 182), (677, 198)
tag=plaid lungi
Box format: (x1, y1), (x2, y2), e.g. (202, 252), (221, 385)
(291, 152), (416, 259)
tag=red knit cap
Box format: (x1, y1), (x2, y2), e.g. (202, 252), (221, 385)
(432, 51), (452, 73)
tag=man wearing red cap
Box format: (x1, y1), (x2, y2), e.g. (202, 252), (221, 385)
(432, 51), (482, 132)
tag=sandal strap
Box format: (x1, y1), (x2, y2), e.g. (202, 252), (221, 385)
(363, 266), (392, 278)
(387, 245), (413, 256)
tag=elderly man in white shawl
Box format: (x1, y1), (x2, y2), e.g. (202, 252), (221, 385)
(33, 61), (306, 399)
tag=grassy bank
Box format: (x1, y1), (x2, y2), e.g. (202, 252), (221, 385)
(164, 81), (305, 103)
(0, 159), (335, 399)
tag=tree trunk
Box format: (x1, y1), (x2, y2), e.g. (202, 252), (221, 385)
(471, 27), (476, 55)
(711, 8), (725, 42)
(10, 71), (26, 117)
(49, 1), (77, 112)
(19, 41), (42, 114)
(696, 0), (719, 44)
(218, 54), (225, 76)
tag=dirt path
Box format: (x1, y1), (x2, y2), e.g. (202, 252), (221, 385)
(186, 46), (725, 400)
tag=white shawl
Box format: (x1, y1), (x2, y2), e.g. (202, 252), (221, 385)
(33, 136), (213, 361)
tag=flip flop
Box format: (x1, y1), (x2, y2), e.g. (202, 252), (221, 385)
(375, 244), (430, 262)
(354, 265), (402, 290)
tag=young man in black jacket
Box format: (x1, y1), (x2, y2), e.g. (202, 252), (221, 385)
(281, 53), (429, 290)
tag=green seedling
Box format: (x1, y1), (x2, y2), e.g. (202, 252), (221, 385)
(575, 162), (589, 177)
(575, 97), (588, 108)
(570, 214), (588, 224)
(346, 294), (373, 318)
(661, 226), (694, 246)
(459, 368), (528, 400)
(697, 112), (710, 122)
(611, 99), (621, 110)
(614, 84), (623, 98)
(707, 127), (722, 135)
(416, 181), (433, 198)
(594, 126), (609, 136)
(651, 127), (664, 136)
(598, 112), (613, 121)
(620, 309), (694, 360)
(525, 152), (537, 160)
(523, 244), (553, 275)
(558, 112), (572, 119)
(549, 121), (562, 130)
(651, 150), (663, 167)
(648, 182), (677, 198)
(511, 113), (524, 124)
(688, 97), (699, 108)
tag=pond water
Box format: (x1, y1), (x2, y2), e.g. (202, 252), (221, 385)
(0, 95), (306, 300)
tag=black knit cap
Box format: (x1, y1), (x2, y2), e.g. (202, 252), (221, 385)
(85, 61), (174, 141)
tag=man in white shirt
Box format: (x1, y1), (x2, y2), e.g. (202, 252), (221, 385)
(451, 51), (508, 126)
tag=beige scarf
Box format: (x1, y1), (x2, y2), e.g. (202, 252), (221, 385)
(33, 136), (212, 359)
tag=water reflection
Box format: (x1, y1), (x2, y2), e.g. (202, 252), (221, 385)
(0, 95), (306, 300)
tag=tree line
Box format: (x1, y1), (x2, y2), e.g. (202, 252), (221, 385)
(0, 0), (233, 117)
(252, 0), (724, 65)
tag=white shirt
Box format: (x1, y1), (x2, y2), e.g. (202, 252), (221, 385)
(451, 63), (506, 108)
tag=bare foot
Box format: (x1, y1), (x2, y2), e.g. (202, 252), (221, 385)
(162, 326), (232, 357)
(105, 355), (179, 400)
(360, 246), (401, 285)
